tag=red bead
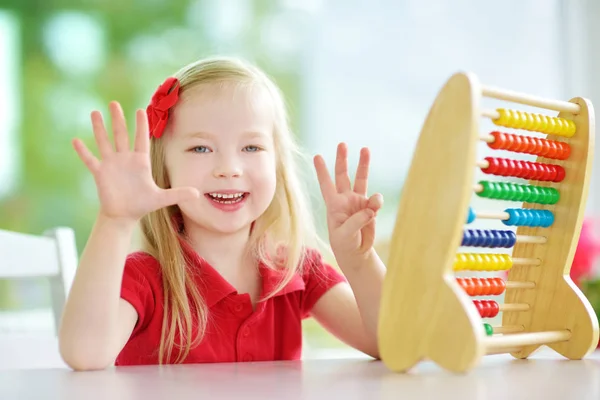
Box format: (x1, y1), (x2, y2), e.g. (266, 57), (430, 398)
(480, 157), (567, 183)
(487, 131), (571, 160)
(553, 165), (565, 182)
(489, 301), (500, 317)
(494, 278), (506, 295)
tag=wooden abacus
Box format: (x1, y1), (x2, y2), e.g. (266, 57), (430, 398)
(378, 71), (599, 373)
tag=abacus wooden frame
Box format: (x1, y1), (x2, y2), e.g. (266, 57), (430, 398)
(377, 71), (599, 373)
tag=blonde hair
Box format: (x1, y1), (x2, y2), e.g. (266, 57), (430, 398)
(139, 56), (319, 364)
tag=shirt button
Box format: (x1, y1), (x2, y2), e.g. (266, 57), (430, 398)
(243, 353), (253, 362)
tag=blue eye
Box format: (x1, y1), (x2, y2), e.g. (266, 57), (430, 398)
(191, 146), (210, 153)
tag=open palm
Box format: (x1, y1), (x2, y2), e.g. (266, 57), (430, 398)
(314, 143), (383, 258)
(72, 102), (199, 223)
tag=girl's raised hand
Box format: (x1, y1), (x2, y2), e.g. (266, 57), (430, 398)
(72, 102), (199, 223)
(314, 143), (384, 261)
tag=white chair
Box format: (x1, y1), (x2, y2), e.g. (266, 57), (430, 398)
(0, 227), (78, 369)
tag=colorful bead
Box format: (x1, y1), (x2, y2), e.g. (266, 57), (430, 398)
(481, 157), (565, 183)
(483, 323), (494, 336)
(453, 253), (513, 271)
(473, 300), (500, 318)
(461, 229), (516, 248)
(488, 131), (571, 160)
(477, 181), (560, 205)
(503, 208), (554, 227)
(467, 207), (476, 224)
(493, 109), (576, 137)
(457, 277), (506, 296)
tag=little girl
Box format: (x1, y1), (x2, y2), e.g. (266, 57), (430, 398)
(58, 56), (386, 370)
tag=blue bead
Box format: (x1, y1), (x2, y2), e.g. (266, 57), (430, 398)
(460, 229), (517, 249)
(467, 207), (476, 224)
(502, 208), (555, 227)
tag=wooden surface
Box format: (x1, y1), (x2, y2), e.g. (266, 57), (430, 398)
(504, 96), (599, 359)
(378, 72), (486, 373)
(1, 349), (600, 399)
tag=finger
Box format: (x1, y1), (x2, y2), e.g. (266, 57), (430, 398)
(313, 155), (337, 204)
(156, 187), (200, 208)
(353, 147), (370, 195)
(359, 221), (376, 253)
(90, 110), (113, 158)
(110, 101), (130, 152)
(367, 193), (384, 212)
(335, 142), (352, 193)
(340, 208), (375, 237)
(134, 109), (150, 153)
(72, 138), (100, 173)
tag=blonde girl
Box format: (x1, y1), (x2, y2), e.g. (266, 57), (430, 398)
(58, 56), (385, 370)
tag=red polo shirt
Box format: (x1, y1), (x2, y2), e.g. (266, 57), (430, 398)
(114, 246), (346, 366)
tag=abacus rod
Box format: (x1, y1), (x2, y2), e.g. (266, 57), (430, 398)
(505, 281), (536, 289)
(482, 109), (500, 119)
(474, 210), (510, 220)
(483, 330), (571, 354)
(492, 325), (525, 334)
(499, 303), (530, 312)
(476, 160), (489, 169)
(480, 134), (495, 143)
(480, 85), (581, 114)
(516, 235), (547, 244)
(512, 257), (542, 266)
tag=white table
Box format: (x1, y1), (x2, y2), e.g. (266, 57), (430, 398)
(1, 349), (600, 400)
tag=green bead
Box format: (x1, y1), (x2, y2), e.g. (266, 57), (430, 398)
(483, 323), (493, 336)
(476, 181), (560, 205)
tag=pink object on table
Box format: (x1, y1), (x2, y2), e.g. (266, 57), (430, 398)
(571, 219), (600, 286)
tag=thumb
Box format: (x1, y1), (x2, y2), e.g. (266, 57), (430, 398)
(340, 208), (375, 236)
(157, 187), (200, 208)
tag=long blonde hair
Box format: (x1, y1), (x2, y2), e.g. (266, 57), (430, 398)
(139, 57), (319, 364)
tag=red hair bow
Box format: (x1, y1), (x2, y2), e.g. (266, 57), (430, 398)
(146, 77), (180, 138)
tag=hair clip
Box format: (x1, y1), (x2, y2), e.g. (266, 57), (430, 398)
(146, 77), (180, 138)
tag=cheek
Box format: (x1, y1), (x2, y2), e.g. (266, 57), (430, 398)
(249, 155), (277, 192)
(167, 157), (210, 187)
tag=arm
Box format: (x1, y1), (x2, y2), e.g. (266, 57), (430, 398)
(311, 249), (384, 359)
(61, 103), (199, 370)
(58, 214), (138, 371)
(312, 143), (386, 359)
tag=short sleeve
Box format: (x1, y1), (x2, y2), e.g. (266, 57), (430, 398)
(120, 252), (155, 336)
(301, 249), (347, 317)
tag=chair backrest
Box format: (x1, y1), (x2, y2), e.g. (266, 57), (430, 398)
(0, 227), (78, 333)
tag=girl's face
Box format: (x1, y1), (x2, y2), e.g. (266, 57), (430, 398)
(164, 83), (278, 236)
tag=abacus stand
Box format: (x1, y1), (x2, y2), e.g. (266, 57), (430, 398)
(378, 72), (600, 373)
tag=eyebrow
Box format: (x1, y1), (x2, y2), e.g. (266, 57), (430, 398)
(184, 131), (268, 140)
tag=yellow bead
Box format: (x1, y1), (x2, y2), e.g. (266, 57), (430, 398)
(568, 120), (576, 135)
(512, 111), (521, 128)
(533, 114), (543, 130)
(558, 118), (567, 134)
(524, 112), (533, 129)
(547, 117), (556, 134)
(495, 109), (509, 126)
(540, 115), (548, 131)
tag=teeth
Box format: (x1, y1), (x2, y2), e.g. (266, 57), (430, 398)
(209, 192), (244, 199)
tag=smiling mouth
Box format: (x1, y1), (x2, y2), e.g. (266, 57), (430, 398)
(205, 192), (248, 204)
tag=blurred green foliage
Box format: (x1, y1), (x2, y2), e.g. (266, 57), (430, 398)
(0, 0), (306, 308)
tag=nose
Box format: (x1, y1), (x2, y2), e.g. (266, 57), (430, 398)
(212, 154), (243, 178)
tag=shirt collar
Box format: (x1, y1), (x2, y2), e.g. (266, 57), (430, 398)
(179, 239), (305, 308)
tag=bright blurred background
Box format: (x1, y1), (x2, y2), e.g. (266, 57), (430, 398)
(2, 0), (600, 362)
